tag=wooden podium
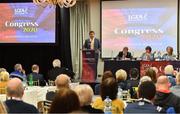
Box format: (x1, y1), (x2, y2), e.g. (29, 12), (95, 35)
(81, 49), (97, 82)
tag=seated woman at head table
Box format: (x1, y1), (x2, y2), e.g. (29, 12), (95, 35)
(162, 46), (176, 61)
(140, 46), (155, 61)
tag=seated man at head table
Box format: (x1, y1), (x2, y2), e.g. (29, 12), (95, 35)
(162, 46), (177, 61)
(116, 47), (132, 60)
(140, 46), (155, 61)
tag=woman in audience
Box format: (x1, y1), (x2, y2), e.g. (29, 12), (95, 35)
(145, 68), (157, 83)
(0, 68), (6, 73)
(0, 71), (9, 94)
(164, 65), (176, 86)
(170, 72), (180, 97)
(74, 84), (103, 113)
(139, 76), (152, 85)
(95, 71), (114, 95)
(116, 69), (130, 90)
(127, 68), (139, 98)
(92, 77), (125, 114)
(49, 88), (80, 113)
(127, 68), (139, 87)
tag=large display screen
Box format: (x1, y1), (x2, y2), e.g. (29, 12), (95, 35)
(0, 3), (56, 43)
(101, 0), (178, 58)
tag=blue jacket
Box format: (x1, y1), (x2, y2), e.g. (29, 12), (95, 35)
(166, 74), (176, 86)
(10, 70), (26, 81)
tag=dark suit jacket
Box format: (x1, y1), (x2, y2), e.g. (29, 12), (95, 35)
(81, 105), (103, 113)
(47, 67), (75, 81)
(27, 72), (46, 86)
(84, 38), (100, 61)
(84, 38), (100, 50)
(5, 99), (39, 113)
(117, 51), (132, 59)
(124, 100), (160, 113)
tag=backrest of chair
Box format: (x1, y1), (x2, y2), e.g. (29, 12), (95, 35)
(43, 100), (52, 113)
(48, 80), (55, 86)
(37, 100), (52, 114)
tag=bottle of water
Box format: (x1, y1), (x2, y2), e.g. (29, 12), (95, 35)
(29, 74), (33, 86)
(117, 86), (123, 99)
(127, 89), (131, 101)
(104, 96), (112, 114)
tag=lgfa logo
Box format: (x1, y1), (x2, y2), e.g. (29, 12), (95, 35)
(14, 8), (28, 15)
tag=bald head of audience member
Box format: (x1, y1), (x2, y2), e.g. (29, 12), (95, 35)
(6, 78), (24, 98)
(156, 76), (171, 91)
(55, 74), (70, 89)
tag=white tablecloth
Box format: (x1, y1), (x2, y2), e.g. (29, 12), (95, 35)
(22, 86), (56, 107)
(0, 83), (80, 107)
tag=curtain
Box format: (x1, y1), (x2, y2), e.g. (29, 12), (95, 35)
(70, 1), (90, 80)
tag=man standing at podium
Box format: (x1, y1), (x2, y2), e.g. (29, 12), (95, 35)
(83, 31), (100, 62)
(83, 31), (100, 81)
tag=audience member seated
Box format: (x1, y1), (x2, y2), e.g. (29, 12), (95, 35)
(74, 84), (103, 113)
(5, 78), (39, 113)
(0, 71), (9, 94)
(92, 77), (125, 114)
(46, 74), (70, 101)
(170, 73), (180, 97)
(0, 68), (7, 73)
(116, 69), (130, 90)
(164, 65), (176, 86)
(154, 76), (180, 113)
(127, 68), (139, 87)
(49, 88), (80, 113)
(47, 59), (75, 81)
(162, 46), (176, 61)
(140, 46), (154, 61)
(116, 47), (132, 60)
(145, 68), (157, 83)
(10, 64), (26, 82)
(95, 71), (114, 95)
(27, 64), (46, 86)
(127, 68), (139, 98)
(139, 76), (152, 85)
(125, 81), (160, 113)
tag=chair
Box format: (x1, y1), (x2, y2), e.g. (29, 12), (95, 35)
(37, 100), (52, 114)
(27, 80), (39, 86)
(48, 80), (55, 86)
(37, 101), (44, 113)
(43, 100), (52, 114)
